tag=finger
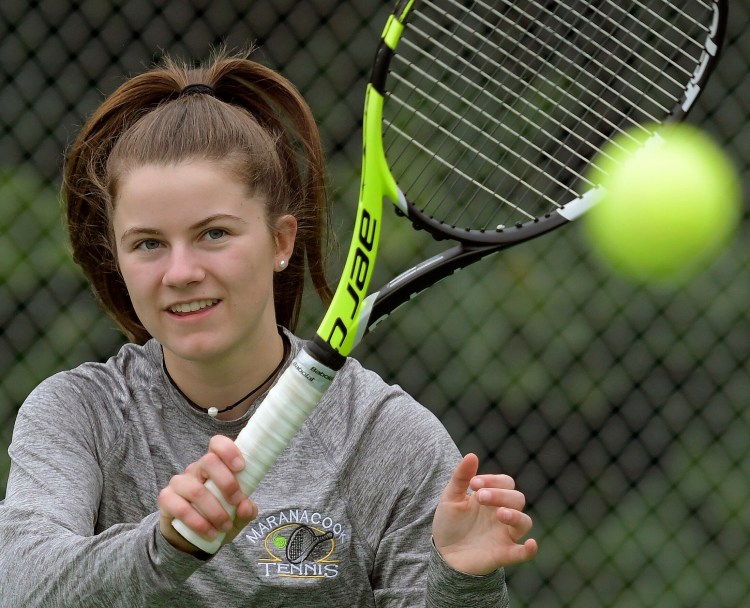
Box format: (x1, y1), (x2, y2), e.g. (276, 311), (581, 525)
(441, 453), (479, 502)
(158, 483), (221, 540)
(195, 451), (244, 506)
(524, 538), (539, 559)
(235, 497), (258, 523)
(503, 538), (539, 566)
(470, 473), (515, 491)
(498, 507), (534, 541)
(208, 435), (246, 473)
(169, 473), (235, 533)
(475, 488), (526, 511)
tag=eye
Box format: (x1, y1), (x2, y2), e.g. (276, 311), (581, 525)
(204, 228), (227, 241)
(136, 239), (161, 251)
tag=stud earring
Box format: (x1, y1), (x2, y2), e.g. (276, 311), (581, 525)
(278, 259), (286, 270)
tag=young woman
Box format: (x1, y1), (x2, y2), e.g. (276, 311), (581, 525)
(0, 51), (537, 607)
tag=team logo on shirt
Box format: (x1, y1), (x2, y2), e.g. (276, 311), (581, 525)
(244, 509), (346, 578)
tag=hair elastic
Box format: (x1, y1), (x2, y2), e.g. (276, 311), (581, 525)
(179, 83), (216, 98)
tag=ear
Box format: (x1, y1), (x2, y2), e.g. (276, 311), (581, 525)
(273, 214), (297, 266)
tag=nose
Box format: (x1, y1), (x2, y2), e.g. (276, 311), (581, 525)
(162, 245), (206, 288)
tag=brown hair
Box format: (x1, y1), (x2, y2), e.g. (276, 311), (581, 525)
(63, 50), (332, 344)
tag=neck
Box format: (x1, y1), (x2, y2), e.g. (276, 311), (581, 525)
(163, 330), (288, 421)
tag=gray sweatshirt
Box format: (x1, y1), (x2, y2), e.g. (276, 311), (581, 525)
(0, 335), (508, 607)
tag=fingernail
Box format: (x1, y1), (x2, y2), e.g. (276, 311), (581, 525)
(230, 491), (244, 505)
(221, 520), (233, 532)
(232, 458), (245, 471)
(206, 527), (218, 539)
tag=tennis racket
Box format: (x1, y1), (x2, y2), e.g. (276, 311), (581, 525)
(173, 0), (727, 552)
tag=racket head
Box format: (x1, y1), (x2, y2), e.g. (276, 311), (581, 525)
(312, 0), (726, 359)
(377, 0), (727, 245)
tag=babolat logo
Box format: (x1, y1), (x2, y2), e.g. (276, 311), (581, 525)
(292, 360), (316, 382)
(245, 509), (346, 579)
(310, 366), (334, 382)
(292, 361), (334, 385)
(325, 209), (377, 349)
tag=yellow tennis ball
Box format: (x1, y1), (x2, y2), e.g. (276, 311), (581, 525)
(583, 123), (742, 285)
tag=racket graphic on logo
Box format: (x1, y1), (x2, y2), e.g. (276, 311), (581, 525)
(285, 525), (335, 564)
(173, 0), (727, 552)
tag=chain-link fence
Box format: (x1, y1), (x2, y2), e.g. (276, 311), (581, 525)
(1, 1), (748, 606)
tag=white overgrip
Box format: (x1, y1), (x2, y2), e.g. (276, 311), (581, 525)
(233, 349), (334, 494)
(171, 348), (336, 554)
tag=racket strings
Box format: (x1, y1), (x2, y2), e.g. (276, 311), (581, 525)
(382, 0), (715, 234)
(458, 1), (593, 227)
(388, 0), (604, 226)
(414, 1), (559, 229)
(573, 1), (696, 93)
(387, 5), (520, 226)
(387, 56), (546, 219)
(386, 4), (585, 224)
(624, 0), (712, 58)
(451, 0), (686, 173)
(386, 3), (515, 228)
(504, 0), (670, 123)
(489, 0), (643, 216)
(507, 0), (665, 204)
(388, 0), (631, 227)
(611, 11), (701, 73)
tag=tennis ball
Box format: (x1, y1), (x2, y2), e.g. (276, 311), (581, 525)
(582, 123), (741, 285)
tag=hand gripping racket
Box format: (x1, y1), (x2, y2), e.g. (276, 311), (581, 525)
(173, 0), (727, 552)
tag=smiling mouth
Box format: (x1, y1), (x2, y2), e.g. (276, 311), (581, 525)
(168, 299), (219, 314)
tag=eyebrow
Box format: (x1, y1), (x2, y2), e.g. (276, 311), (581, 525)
(119, 214), (248, 245)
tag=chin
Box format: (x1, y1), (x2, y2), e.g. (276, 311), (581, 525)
(160, 334), (232, 364)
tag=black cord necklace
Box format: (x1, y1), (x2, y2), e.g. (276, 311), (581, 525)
(163, 337), (290, 418)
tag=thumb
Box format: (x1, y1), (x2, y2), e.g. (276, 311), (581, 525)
(442, 453), (479, 502)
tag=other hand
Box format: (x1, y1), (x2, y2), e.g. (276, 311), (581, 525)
(432, 453), (538, 575)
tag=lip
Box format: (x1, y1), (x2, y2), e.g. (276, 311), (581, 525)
(165, 298), (220, 315)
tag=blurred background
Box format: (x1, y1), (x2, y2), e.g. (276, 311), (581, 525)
(0, 1), (747, 606)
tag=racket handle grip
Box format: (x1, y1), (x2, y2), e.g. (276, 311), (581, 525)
(171, 347), (336, 554)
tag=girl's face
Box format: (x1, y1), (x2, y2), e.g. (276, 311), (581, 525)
(112, 160), (296, 368)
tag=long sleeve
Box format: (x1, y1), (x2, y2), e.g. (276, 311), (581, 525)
(0, 375), (201, 607)
(427, 545), (508, 608)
